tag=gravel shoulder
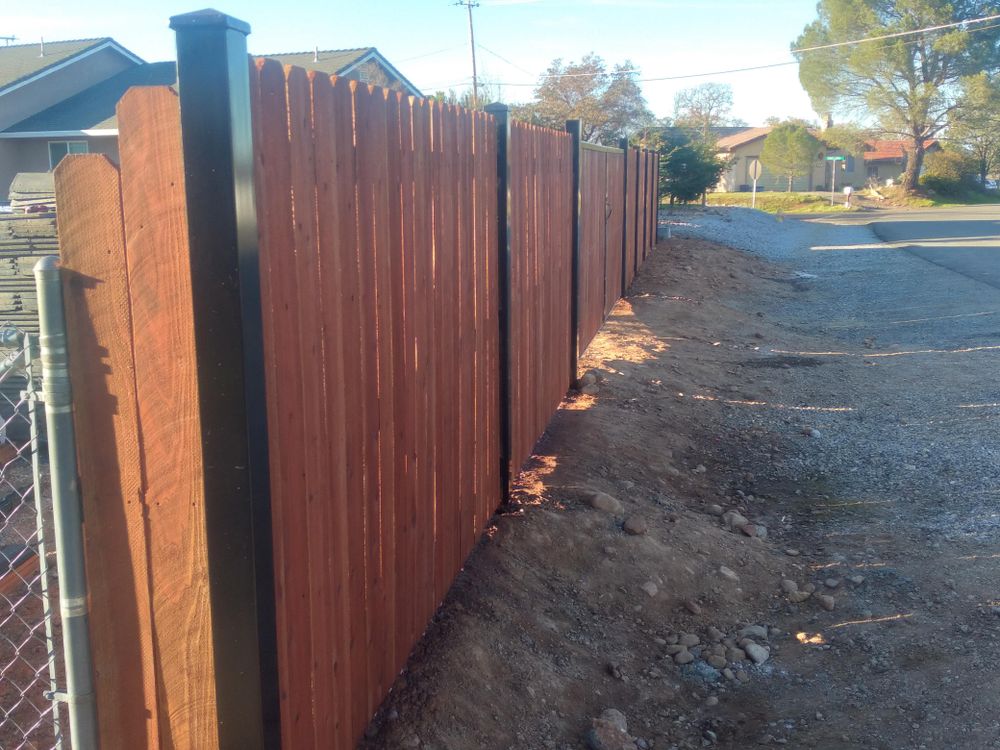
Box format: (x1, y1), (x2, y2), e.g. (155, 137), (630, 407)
(360, 207), (1000, 750)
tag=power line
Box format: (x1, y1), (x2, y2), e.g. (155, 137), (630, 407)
(489, 12), (1000, 86)
(477, 43), (535, 76)
(790, 12), (1000, 54)
(395, 44), (467, 63)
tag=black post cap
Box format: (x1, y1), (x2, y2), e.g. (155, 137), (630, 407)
(169, 8), (251, 35)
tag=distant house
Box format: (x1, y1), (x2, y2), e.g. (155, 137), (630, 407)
(712, 125), (939, 192)
(0, 39), (421, 203)
(0, 38), (141, 199)
(264, 47), (422, 98)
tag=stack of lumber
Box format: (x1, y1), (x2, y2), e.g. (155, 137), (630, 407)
(0, 213), (57, 335)
(7, 173), (56, 214)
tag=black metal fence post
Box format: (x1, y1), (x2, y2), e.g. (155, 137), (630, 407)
(633, 148), (641, 277)
(653, 150), (661, 243)
(486, 102), (513, 503)
(566, 119), (582, 386)
(168, 10), (278, 748)
(619, 136), (629, 297)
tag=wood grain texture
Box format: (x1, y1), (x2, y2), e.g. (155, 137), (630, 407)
(55, 153), (161, 749)
(605, 154), (625, 316)
(116, 85), (219, 749)
(252, 58), (314, 749)
(312, 71), (356, 750)
(508, 123), (573, 472)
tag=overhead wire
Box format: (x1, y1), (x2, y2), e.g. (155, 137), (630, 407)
(487, 13), (1000, 86)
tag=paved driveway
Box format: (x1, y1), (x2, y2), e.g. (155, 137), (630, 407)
(859, 205), (1000, 289)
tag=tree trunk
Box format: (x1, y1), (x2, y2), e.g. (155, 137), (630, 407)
(787, 175), (793, 192)
(901, 136), (925, 192)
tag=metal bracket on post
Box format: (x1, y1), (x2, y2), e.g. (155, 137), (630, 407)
(566, 119), (582, 388)
(168, 9), (278, 748)
(34, 257), (97, 750)
(486, 102), (513, 504)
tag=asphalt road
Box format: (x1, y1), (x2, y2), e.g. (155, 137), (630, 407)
(866, 205), (1000, 289)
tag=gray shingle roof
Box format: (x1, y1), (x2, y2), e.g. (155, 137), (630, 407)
(4, 61), (177, 132)
(0, 38), (111, 92)
(261, 47), (375, 76)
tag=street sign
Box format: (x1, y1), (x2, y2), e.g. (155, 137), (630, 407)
(825, 155), (846, 161)
(748, 159), (762, 209)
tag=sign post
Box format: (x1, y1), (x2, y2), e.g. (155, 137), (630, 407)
(826, 155), (845, 206)
(748, 158), (762, 209)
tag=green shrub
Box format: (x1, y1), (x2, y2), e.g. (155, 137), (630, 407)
(920, 149), (978, 196)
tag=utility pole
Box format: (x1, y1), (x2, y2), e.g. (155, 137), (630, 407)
(456, 0), (480, 109)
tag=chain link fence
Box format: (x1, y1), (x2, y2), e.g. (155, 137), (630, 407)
(0, 330), (66, 749)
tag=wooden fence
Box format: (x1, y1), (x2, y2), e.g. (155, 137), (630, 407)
(51, 11), (660, 750)
(508, 121), (573, 472)
(252, 59), (501, 748)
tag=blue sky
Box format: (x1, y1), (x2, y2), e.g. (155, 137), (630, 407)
(6, 0), (822, 125)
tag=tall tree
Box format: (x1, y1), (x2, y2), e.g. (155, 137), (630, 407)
(673, 83), (744, 141)
(950, 72), (1000, 184)
(513, 54), (654, 144)
(760, 122), (823, 191)
(794, 0), (1000, 191)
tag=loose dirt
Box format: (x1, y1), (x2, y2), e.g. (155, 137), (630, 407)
(360, 229), (1000, 750)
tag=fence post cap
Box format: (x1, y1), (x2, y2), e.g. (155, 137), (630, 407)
(169, 8), (251, 35)
(33, 255), (60, 274)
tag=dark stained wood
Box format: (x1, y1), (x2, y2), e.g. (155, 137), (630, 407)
(605, 154), (625, 316)
(55, 154), (160, 750)
(411, 97), (436, 635)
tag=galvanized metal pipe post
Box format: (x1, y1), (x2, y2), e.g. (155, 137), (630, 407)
(24, 333), (63, 749)
(34, 256), (97, 750)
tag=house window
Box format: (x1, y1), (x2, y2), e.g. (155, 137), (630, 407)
(48, 141), (88, 170)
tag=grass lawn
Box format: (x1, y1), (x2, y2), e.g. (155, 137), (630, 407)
(699, 191), (857, 213)
(873, 185), (1000, 208)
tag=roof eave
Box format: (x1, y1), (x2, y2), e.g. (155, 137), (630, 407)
(0, 39), (144, 98)
(0, 128), (118, 138)
(337, 49), (422, 98)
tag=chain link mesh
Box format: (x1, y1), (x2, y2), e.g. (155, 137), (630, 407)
(0, 331), (65, 749)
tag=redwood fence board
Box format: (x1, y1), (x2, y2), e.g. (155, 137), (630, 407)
(55, 155), (160, 750)
(56, 41), (660, 748)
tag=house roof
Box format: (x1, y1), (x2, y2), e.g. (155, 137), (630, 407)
(863, 138), (939, 162)
(0, 38), (141, 94)
(4, 61), (177, 133)
(714, 124), (936, 163)
(715, 127), (773, 151)
(263, 47), (374, 75)
(261, 47), (422, 97)
(0, 42), (421, 135)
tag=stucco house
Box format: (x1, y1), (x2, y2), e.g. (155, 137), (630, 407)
(0, 38), (422, 204)
(713, 126), (939, 192)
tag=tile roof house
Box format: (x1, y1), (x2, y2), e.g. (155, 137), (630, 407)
(0, 40), (421, 203)
(712, 125), (940, 192)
